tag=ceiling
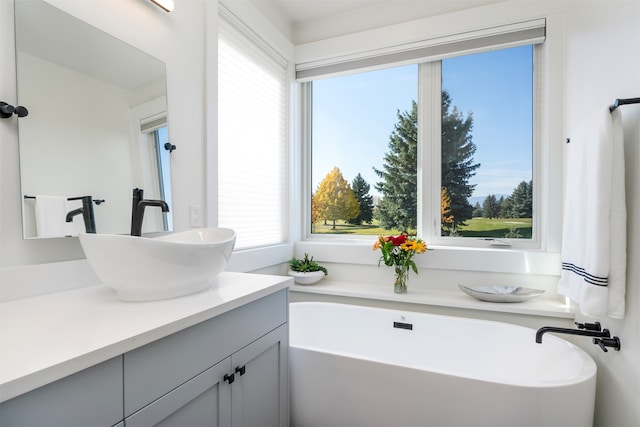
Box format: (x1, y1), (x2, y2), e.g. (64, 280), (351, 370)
(269, 0), (501, 25)
(270, 0), (390, 24)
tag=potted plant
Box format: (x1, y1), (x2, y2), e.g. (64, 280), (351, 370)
(288, 253), (328, 285)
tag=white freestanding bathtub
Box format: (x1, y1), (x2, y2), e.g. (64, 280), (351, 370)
(289, 302), (596, 427)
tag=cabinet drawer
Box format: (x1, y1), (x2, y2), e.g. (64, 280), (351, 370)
(0, 356), (123, 427)
(124, 289), (287, 416)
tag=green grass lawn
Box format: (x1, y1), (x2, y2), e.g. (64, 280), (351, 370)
(456, 217), (532, 238)
(312, 220), (405, 236)
(312, 217), (532, 238)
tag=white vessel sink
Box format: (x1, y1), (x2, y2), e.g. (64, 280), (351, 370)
(79, 228), (236, 301)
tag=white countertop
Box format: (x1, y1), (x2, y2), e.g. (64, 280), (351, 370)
(0, 272), (291, 403)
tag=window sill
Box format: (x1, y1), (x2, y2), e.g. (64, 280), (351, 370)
(297, 240), (561, 276)
(289, 280), (574, 319)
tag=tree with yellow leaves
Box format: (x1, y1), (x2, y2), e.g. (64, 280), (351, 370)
(441, 187), (455, 235)
(314, 167), (360, 229)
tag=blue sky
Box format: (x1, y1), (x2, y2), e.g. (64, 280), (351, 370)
(312, 45), (533, 200)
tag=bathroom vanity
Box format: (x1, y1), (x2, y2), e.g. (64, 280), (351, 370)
(0, 272), (291, 426)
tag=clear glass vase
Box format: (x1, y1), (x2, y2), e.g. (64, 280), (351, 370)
(394, 265), (409, 294)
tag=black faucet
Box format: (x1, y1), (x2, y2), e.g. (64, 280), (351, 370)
(536, 321), (621, 352)
(131, 188), (170, 236)
(65, 196), (97, 233)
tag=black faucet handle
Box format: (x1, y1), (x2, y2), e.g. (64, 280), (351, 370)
(593, 337), (621, 352)
(575, 321), (602, 331)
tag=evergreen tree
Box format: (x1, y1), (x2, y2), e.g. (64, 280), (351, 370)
(348, 173), (375, 225)
(482, 194), (500, 219)
(510, 180), (533, 218)
(373, 91), (478, 233)
(441, 91), (480, 230)
(314, 167), (360, 229)
(500, 195), (513, 218)
(499, 181), (532, 218)
(373, 101), (418, 232)
(472, 201), (483, 218)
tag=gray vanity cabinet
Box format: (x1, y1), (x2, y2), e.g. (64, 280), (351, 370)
(125, 325), (288, 427)
(0, 356), (123, 427)
(123, 289), (289, 427)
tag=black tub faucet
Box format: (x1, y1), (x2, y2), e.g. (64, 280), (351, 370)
(536, 321), (621, 352)
(535, 325), (610, 343)
(131, 188), (170, 236)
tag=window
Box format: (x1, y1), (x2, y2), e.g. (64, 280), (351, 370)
(436, 45), (534, 243)
(218, 8), (288, 250)
(305, 42), (539, 248)
(151, 126), (172, 231)
(138, 109), (172, 233)
(310, 65), (417, 235)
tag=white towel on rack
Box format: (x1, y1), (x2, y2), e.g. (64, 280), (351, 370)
(34, 195), (67, 238)
(557, 107), (627, 319)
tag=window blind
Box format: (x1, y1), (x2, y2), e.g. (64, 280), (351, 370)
(296, 19), (545, 81)
(218, 8), (289, 250)
(140, 113), (167, 133)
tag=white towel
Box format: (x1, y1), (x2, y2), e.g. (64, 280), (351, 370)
(558, 107), (627, 319)
(35, 195), (67, 238)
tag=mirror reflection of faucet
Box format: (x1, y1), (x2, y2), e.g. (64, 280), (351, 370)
(131, 188), (170, 236)
(65, 195), (97, 234)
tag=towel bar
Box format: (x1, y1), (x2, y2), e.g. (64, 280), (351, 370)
(566, 97), (639, 143)
(609, 97), (640, 112)
(24, 195), (105, 205)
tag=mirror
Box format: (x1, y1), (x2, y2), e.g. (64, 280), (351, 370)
(15, 0), (172, 239)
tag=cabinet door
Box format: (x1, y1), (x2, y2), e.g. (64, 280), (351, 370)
(124, 289), (287, 416)
(125, 358), (232, 427)
(231, 325), (289, 427)
(0, 356), (123, 427)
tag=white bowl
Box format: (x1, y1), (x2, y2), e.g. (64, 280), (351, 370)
(458, 284), (545, 303)
(79, 228), (236, 301)
(288, 270), (325, 285)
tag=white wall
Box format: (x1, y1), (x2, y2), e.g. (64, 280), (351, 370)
(563, 2), (640, 426)
(0, 0), (208, 265)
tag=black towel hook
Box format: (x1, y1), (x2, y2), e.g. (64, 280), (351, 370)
(1, 101), (29, 119)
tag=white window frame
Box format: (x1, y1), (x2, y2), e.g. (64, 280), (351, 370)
(420, 50), (543, 250)
(297, 23), (562, 276)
